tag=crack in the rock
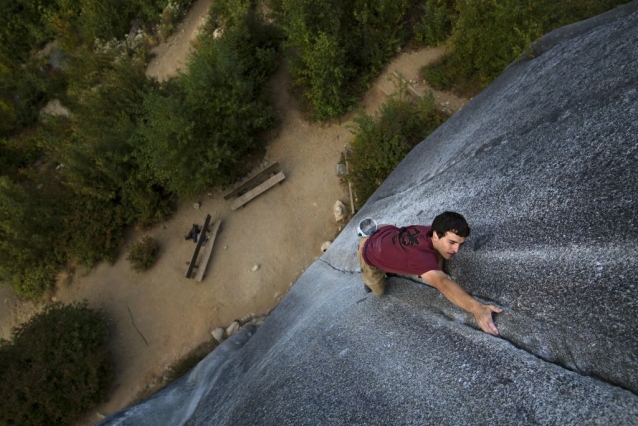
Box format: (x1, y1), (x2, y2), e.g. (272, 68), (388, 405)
(318, 258), (637, 397)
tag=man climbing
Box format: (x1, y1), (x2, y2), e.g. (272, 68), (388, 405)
(357, 211), (502, 336)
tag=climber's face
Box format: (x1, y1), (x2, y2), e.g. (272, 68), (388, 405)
(432, 231), (466, 260)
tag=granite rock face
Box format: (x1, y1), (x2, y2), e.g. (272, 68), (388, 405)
(101, 3), (638, 425)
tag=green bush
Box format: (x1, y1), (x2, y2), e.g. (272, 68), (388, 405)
(56, 193), (127, 267)
(59, 54), (173, 227)
(0, 56), (67, 137)
(0, 301), (113, 426)
(450, 0), (542, 87)
(0, 176), (67, 298)
(126, 236), (159, 272)
(420, 51), (482, 97)
(421, 0), (632, 94)
(279, 0), (418, 120)
(138, 8), (280, 196)
(347, 89), (448, 208)
(413, 0), (458, 47)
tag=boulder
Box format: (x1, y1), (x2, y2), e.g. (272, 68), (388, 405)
(333, 200), (347, 222)
(225, 321), (239, 337)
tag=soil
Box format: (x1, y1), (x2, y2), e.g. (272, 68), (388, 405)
(0, 1), (469, 423)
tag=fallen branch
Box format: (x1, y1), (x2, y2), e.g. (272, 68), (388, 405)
(127, 304), (149, 346)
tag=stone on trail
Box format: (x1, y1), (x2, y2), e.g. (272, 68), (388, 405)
(210, 328), (224, 343)
(333, 200), (347, 222)
(225, 321), (239, 337)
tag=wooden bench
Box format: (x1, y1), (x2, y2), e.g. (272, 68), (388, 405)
(229, 171), (285, 210)
(194, 219), (221, 282)
(186, 214), (221, 280)
(392, 71), (425, 99)
(224, 161), (281, 200)
(225, 161), (286, 210)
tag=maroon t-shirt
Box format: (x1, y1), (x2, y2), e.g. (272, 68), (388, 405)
(362, 225), (441, 276)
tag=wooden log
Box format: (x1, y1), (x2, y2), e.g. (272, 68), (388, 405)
(392, 71), (424, 99)
(229, 171), (286, 211)
(223, 161), (280, 200)
(195, 219), (221, 282)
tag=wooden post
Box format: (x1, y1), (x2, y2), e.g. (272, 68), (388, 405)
(345, 159), (355, 215)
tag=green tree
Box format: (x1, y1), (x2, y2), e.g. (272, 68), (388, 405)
(450, 0), (541, 86)
(52, 53), (172, 226)
(413, 0), (459, 47)
(421, 0), (632, 94)
(278, 0), (415, 119)
(348, 90), (448, 208)
(0, 0), (57, 65)
(138, 9), (279, 196)
(0, 176), (66, 297)
(0, 301), (113, 426)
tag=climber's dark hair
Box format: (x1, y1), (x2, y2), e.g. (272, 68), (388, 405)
(431, 211), (471, 238)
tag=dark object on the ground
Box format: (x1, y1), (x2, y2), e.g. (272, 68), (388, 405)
(185, 224), (201, 242)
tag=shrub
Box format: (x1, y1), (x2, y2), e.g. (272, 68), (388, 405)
(413, 0), (458, 47)
(449, 0), (542, 87)
(421, 0), (632, 94)
(279, 0), (418, 120)
(0, 176), (67, 298)
(137, 7), (280, 196)
(11, 266), (59, 300)
(420, 51), (482, 98)
(126, 236), (159, 272)
(347, 89), (448, 208)
(56, 193), (127, 267)
(0, 301), (113, 426)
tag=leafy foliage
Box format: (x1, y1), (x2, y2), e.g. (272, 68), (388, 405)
(449, 0), (541, 86)
(347, 90), (448, 208)
(421, 0), (632, 94)
(0, 56), (67, 138)
(0, 55), (173, 297)
(0, 0), (57, 66)
(0, 301), (113, 426)
(0, 131), (43, 181)
(278, 0), (418, 120)
(58, 54), (173, 226)
(413, 0), (458, 47)
(0, 176), (66, 298)
(138, 6), (280, 196)
(48, 0), (193, 48)
(127, 236), (160, 272)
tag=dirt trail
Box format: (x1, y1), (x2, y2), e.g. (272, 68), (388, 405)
(145, 0), (213, 81)
(0, 1), (468, 423)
